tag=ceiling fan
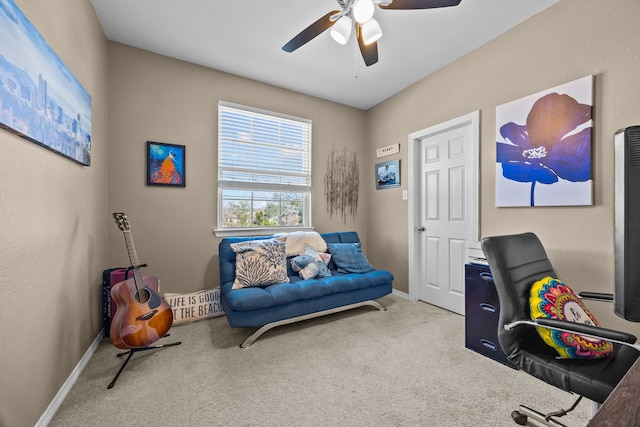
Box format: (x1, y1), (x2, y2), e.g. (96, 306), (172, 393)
(282, 0), (462, 67)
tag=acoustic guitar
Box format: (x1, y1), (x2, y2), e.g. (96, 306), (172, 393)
(110, 213), (174, 349)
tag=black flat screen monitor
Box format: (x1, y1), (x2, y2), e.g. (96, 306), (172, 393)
(614, 125), (640, 321)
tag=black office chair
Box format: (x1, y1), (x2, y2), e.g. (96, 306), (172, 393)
(481, 232), (640, 426)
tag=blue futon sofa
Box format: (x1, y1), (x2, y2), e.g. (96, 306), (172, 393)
(219, 231), (393, 347)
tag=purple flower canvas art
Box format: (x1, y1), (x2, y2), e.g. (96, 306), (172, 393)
(495, 76), (593, 207)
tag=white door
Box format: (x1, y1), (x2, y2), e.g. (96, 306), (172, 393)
(416, 121), (475, 315)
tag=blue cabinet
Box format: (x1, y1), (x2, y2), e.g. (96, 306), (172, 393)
(464, 263), (515, 368)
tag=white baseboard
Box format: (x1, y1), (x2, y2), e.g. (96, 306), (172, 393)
(36, 330), (104, 427)
(392, 289), (411, 300)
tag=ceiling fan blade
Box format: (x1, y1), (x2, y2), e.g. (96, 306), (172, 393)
(357, 24), (379, 66)
(282, 10), (341, 52)
(380, 0), (461, 10)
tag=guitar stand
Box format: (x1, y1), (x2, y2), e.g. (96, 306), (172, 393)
(107, 334), (182, 389)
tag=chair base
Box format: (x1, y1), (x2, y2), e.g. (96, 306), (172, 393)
(512, 396), (582, 426)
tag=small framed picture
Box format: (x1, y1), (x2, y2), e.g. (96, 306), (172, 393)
(375, 159), (400, 190)
(146, 141), (186, 187)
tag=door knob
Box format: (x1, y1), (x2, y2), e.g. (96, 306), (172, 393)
(417, 226), (426, 232)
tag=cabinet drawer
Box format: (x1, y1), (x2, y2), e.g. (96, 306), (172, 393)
(465, 264), (500, 320)
(465, 312), (514, 368)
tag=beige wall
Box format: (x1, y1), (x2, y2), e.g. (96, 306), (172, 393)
(4, 0), (640, 424)
(0, 1), (109, 426)
(366, 0), (640, 333)
(107, 43), (368, 294)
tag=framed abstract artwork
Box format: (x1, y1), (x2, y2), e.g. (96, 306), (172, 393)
(146, 141), (185, 187)
(375, 159), (400, 190)
(0, 0), (92, 165)
(495, 75), (593, 207)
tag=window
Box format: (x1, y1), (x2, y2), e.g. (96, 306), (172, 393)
(217, 101), (312, 235)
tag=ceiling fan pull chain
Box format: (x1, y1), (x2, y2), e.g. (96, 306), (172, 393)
(353, 36), (359, 80)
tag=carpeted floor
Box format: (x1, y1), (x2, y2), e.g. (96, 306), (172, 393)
(49, 295), (592, 426)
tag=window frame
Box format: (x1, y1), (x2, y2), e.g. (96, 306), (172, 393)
(215, 101), (313, 237)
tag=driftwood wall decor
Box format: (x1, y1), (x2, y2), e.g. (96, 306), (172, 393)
(324, 147), (359, 222)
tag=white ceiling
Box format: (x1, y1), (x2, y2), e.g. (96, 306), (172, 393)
(90, 0), (558, 110)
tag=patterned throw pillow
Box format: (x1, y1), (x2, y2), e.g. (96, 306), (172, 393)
(300, 244), (331, 277)
(230, 239), (289, 290)
(529, 276), (613, 359)
(291, 255), (321, 280)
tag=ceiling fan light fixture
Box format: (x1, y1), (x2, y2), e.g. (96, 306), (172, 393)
(353, 0), (375, 24)
(373, 0), (393, 5)
(361, 17), (382, 44)
(330, 15), (352, 44)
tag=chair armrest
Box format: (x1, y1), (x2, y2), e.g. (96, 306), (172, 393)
(578, 291), (614, 302)
(505, 319), (640, 351)
(535, 318), (637, 344)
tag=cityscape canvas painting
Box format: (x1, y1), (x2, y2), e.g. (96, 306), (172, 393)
(0, 0), (91, 165)
(495, 75), (593, 207)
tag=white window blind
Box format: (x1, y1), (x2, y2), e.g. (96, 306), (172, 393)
(218, 101), (311, 191)
(217, 101), (312, 231)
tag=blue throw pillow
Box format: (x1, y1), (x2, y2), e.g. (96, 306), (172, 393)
(327, 243), (374, 274)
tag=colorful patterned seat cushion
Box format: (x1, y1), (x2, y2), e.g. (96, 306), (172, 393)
(529, 276), (613, 359)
